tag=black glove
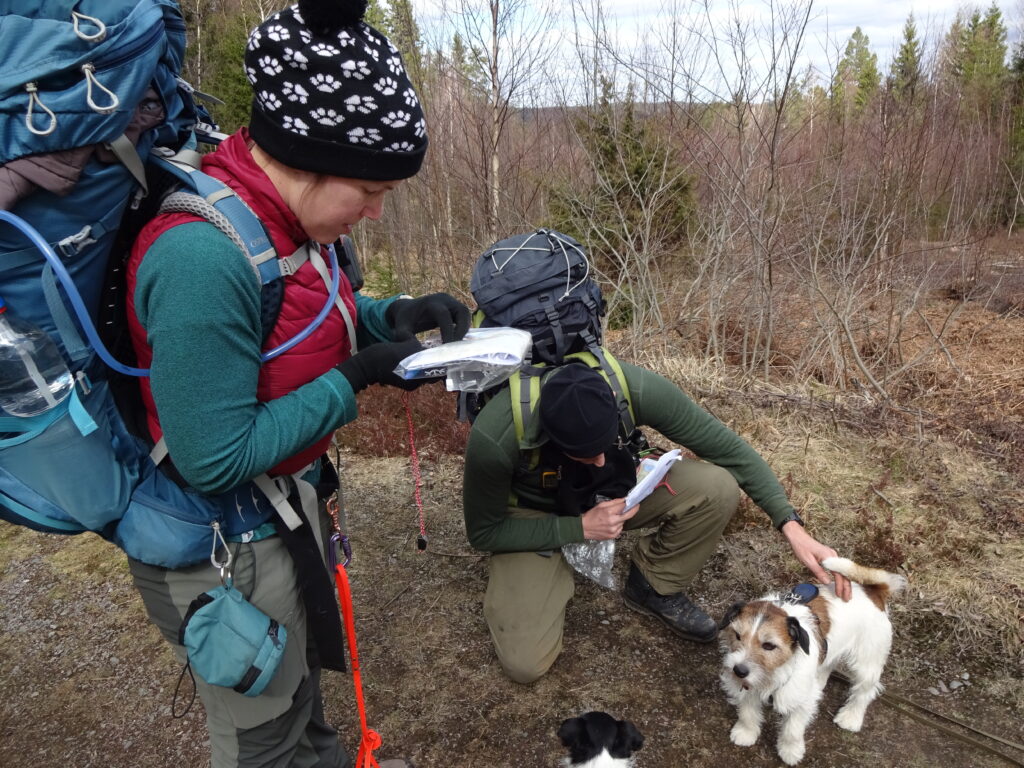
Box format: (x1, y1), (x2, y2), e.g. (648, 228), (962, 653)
(336, 339), (425, 393)
(386, 292), (471, 343)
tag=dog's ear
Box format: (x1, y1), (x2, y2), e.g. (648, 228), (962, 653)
(787, 616), (811, 655)
(558, 717), (584, 748)
(615, 719), (644, 755)
(719, 601), (745, 630)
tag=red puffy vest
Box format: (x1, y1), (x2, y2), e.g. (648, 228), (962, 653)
(126, 129), (356, 476)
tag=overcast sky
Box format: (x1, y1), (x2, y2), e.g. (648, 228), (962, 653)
(414, 0), (1020, 102)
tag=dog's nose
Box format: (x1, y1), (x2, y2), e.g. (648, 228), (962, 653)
(733, 664), (749, 679)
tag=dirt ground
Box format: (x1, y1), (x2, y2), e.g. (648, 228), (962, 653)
(1, 449), (1022, 768)
(2, 268), (1024, 766)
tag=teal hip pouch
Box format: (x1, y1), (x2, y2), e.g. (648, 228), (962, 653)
(178, 583), (287, 697)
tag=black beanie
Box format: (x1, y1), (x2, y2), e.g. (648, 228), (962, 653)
(244, 0), (427, 180)
(539, 365), (619, 457)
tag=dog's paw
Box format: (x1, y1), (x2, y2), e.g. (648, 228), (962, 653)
(777, 737), (806, 765)
(833, 707), (865, 732)
(730, 723), (760, 747)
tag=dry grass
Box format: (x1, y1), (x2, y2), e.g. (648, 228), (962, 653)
(641, 345), (1024, 667)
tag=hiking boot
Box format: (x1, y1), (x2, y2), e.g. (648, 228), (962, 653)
(622, 562), (717, 643)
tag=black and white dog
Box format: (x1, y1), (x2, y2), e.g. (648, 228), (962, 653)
(558, 711), (644, 767)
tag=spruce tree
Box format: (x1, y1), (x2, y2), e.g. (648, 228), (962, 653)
(832, 27), (880, 115)
(890, 14), (922, 101)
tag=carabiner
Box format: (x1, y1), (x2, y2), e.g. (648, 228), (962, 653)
(210, 521), (232, 583)
(329, 531), (352, 570)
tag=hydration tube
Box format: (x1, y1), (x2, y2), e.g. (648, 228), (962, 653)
(0, 210), (341, 377)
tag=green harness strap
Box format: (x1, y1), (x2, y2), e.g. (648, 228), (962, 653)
(509, 348), (636, 472)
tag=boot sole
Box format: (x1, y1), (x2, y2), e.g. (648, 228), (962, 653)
(622, 594), (718, 644)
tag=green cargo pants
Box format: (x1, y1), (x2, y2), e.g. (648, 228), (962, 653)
(483, 458), (739, 684)
(129, 535), (352, 768)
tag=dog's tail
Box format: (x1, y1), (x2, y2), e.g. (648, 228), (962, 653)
(821, 557), (907, 602)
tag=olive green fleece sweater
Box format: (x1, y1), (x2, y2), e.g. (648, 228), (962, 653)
(134, 222), (398, 494)
(462, 362), (796, 553)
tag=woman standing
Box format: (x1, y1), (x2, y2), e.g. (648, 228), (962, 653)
(125, 1), (464, 765)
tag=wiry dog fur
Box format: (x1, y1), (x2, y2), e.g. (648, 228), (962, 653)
(718, 557), (907, 765)
(558, 711), (644, 767)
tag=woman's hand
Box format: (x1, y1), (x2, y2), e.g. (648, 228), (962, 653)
(581, 498), (639, 541)
(336, 338), (425, 392)
(387, 293), (471, 343)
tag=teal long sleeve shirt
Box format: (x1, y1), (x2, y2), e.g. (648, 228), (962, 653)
(133, 222), (399, 494)
(462, 362), (797, 553)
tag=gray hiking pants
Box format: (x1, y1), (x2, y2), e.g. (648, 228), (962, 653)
(484, 458), (739, 684)
(129, 535), (352, 768)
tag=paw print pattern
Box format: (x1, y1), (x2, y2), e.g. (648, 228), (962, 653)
(259, 56), (282, 76)
(363, 44), (380, 62)
(299, 28), (311, 44)
(283, 115), (310, 135)
(281, 81), (309, 104)
(282, 48), (308, 70)
(311, 73), (342, 92)
(258, 90), (282, 111)
(386, 141), (416, 152)
(403, 87), (419, 108)
(338, 30), (355, 47)
(245, 65), (258, 85)
(311, 107), (344, 126)
(386, 55), (404, 75)
(382, 110), (411, 128)
(413, 118), (427, 138)
(311, 42), (341, 57)
(265, 24), (290, 42)
(340, 60), (373, 80)
(247, 28), (262, 50)
(344, 94), (377, 114)
(373, 76), (398, 96)
(347, 126), (382, 145)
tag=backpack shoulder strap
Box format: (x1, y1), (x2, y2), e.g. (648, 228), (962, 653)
(510, 363), (554, 471)
(150, 151), (302, 286)
(565, 348), (636, 438)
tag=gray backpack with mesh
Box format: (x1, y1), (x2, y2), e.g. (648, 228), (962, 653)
(470, 228), (604, 365)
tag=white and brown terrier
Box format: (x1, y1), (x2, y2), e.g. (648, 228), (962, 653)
(718, 557), (907, 765)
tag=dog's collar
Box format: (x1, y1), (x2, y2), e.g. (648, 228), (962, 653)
(779, 583), (828, 657)
(782, 582), (818, 605)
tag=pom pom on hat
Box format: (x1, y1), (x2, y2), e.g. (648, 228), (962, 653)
(298, 0), (367, 33)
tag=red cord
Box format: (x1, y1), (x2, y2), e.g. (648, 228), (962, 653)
(402, 391), (427, 550)
(334, 563), (382, 768)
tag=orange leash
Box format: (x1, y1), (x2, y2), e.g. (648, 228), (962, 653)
(334, 563), (382, 768)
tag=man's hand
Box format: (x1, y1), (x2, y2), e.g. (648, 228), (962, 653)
(781, 521), (853, 601)
(581, 498), (638, 540)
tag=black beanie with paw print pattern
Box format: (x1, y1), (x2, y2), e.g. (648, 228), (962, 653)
(244, 0), (427, 180)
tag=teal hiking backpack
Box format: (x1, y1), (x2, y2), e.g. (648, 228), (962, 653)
(0, 1), (345, 567)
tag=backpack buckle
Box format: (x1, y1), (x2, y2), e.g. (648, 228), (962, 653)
(57, 225), (96, 258)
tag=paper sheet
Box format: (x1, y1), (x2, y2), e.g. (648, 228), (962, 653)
(624, 449), (681, 510)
